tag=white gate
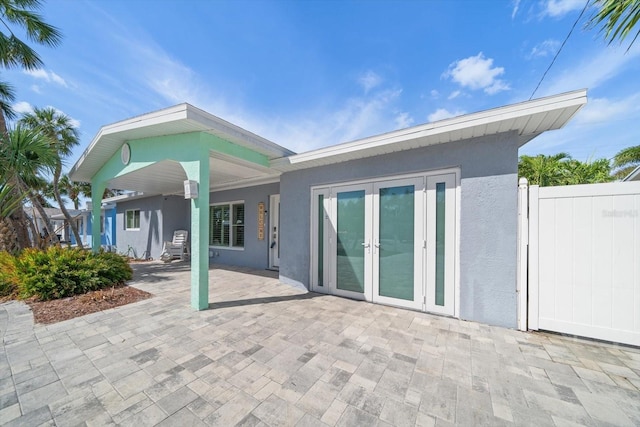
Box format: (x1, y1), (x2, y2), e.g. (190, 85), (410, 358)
(522, 180), (640, 346)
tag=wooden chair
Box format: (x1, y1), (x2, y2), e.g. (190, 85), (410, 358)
(160, 230), (190, 262)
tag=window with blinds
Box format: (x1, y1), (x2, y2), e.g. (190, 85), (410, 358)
(232, 203), (244, 247)
(209, 202), (244, 248)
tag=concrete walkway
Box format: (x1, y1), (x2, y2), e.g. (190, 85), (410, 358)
(1, 262), (639, 426)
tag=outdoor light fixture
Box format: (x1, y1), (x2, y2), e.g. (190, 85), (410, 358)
(184, 180), (198, 199)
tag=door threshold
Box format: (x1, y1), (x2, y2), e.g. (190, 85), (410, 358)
(266, 267), (279, 272)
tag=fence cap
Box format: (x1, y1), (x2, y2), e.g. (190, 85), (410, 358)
(519, 177), (528, 186)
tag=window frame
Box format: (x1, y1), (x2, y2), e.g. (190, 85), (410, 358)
(209, 200), (245, 250)
(125, 209), (140, 231)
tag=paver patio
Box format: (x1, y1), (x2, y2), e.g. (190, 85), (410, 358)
(1, 262), (639, 426)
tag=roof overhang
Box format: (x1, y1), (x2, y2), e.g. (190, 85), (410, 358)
(69, 103), (294, 184)
(271, 89), (587, 172)
(623, 165), (640, 182)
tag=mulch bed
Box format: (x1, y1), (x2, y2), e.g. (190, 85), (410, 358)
(26, 284), (152, 325)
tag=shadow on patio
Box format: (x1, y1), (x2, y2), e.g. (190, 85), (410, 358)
(208, 292), (323, 310)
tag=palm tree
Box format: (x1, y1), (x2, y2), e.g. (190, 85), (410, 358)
(76, 181), (118, 201)
(588, 0), (640, 51)
(519, 153), (571, 186)
(0, 181), (23, 252)
(563, 158), (614, 185)
(0, 80), (16, 123)
(612, 145), (640, 179)
(0, 0), (62, 132)
(0, 124), (57, 249)
(0, 0), (61, 249)
(59, 173), (82, 209)
(20, 107), (83, 247)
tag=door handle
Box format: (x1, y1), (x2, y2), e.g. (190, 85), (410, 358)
(373, 241), (380, 254)
(361, 241), (370, 253)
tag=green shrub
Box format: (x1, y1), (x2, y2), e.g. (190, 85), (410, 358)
(15, 247), (132, 301)
(0, 251), (18, 297)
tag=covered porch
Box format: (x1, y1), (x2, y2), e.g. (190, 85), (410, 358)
(68, 104), (293, 309)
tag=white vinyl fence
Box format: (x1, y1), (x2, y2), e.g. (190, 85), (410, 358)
(520, 180), (640, 346)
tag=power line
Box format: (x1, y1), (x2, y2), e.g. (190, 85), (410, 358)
(529, 0), (591, 100)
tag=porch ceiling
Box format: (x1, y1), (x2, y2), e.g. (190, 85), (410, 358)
(105, 153), (279, 195)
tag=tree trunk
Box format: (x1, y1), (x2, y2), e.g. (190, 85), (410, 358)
(0, 217), (19, 253)
(20, 180), (60, 246)
(22, 208), (37, 247)
(52, 163), (82, 248)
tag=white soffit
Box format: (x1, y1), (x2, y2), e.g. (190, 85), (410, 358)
(103, 153), (279, 195)
(271, 89), (587, 172)
(69, 103), (294, 183)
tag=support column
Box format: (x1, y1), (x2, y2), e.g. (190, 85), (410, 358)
(181, 150), (210, 310)
(91, 181), (106, 253)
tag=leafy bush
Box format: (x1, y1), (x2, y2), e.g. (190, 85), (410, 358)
(15, 247), (132, 301)
(0, 251), (18, 297)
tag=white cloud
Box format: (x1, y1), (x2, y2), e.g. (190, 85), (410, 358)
(394, 112), (414, 129)
(49, 106), (81, 128)
(427, 108), (466, 122)
(444, 52), (510, 95)
(539, 43), (640, 96)
(12, 101), (33, 115)
(430, 89), (440, 99)
(448, 90), (461, 100)
(255, 88), (409, 152)
(528, 39), (560, 59)
(574, 93), (640, 126)
(542, 0), (585, 18)
(24, 69), (68, 87)
(511, 0), (520, 19)
(30, 84), (42, 94)
(97, 19), (409, 153)
(358, 70), (383, 93)
(485, 80), (511, 95)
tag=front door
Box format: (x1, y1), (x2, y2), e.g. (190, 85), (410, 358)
(269, 194), (280, 269)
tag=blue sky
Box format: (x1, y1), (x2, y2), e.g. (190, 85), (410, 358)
(5, 0), (640, 171)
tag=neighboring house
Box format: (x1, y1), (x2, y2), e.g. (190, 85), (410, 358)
(30, 207), (69, 242)
(51, 204), (117, 249)
(68, 89), (587, 330)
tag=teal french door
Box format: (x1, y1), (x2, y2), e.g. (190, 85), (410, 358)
(311, 173), (456, 316)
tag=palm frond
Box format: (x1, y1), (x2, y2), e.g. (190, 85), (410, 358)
(588, 0), (640, 50)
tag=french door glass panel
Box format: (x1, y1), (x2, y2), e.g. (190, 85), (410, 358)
(373, 178), (424, 310)
(336, 190), (366, 293)
(426, 174), (456, 316)
(379, 185), (414, 300)
(330, 184), (372, 300)
(311, 188), (330, 293)
(317, 194), (325, 287)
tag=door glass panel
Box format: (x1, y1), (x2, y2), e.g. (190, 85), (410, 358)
(317, 194), (324, 287)
(337, 190), (365, 293)
(379, 185), (414, 301)
(435, 182), (446, 306)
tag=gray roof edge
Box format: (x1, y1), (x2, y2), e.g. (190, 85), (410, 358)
(623, 165), (640, 181)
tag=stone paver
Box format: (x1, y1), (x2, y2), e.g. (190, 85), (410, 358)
(1, 261), (639, 426)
